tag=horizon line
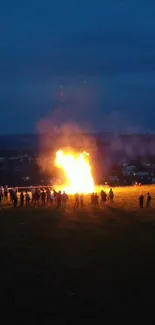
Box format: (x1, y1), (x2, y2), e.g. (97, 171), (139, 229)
(0, 131), (155, 137)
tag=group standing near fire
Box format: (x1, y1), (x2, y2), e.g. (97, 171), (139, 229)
(0, 186), (152, 209)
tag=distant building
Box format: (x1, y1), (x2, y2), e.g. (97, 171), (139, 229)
(123, 165), (136, 176)
(134, 171), (149, 177)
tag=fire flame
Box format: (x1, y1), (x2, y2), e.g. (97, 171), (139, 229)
(55, 150), (94, 194)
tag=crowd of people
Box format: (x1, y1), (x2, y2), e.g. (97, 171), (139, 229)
(73, 189), (114, 209)
(0, 186), (152, 209)
(0, 186), (115, 209)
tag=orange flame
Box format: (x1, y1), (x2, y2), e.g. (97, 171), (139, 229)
(55, 149), (94, 194)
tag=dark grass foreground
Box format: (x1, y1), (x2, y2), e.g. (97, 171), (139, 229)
(1, 205), (155, 324)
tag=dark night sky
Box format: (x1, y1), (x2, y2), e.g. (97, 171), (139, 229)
(0, 0), (155, 134)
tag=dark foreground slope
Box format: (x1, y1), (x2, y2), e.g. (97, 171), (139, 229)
(1, 200), (155, 324)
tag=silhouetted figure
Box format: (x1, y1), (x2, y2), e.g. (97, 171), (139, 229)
(146, 192), (151, 208)
(31, 189), (35, 204)
(13, 191), (18, 207)
(139, 194), (144, 208)
(41, 190), (46, 207)
(4, 186), (8, 200)
(109, 189), (114, 203)
(91, 193), (95, 206)
(57, 191), (62, 208)
(80, 193), (84, 208)
(26, 191), (30, 206)
(74, 193), (80, 208)
(101, 190), (107, 205)
(62, 191), (68, 209)
(46, 189), (51, 206)
(94, 193), (99, 208)
(20, 192), (24, 207)
(9, 188), (14, 203)
(53, 190), (57, 205)
(50, 191), (54, 205)
(34, 189), (40, 207)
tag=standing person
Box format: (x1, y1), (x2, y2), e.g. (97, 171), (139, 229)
(139, 194), (144, 208)
(91, 193), (95, 206)
(100, 190), (104, 205)
(13, 191), (18, 207)
(50, 190), (54, 205)
(74, 193), (80, 209)
(146, 192), (151, 208)
(103, 191), (107, 204)
(4, 186), (8, 200)
(31, 188), (35, 205)
(34, 189), (40, 207)
(80, 193), (84, 208)
(101, 190), (107, 205)
(20, 191), (24, 207)
(41, 189), (46, 207)
(25, 191), (30, 206)
(57, 191), (62, 208)
(62, 191), (68, 209)
(53, 190), (57, 205)
(9, 188), (14, 204)
(46, 188), (51, 207)
(94, 193), (99, 208)
(109, 189), (114, 203)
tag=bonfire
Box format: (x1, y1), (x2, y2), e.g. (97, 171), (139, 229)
(55, 149), (94, 194)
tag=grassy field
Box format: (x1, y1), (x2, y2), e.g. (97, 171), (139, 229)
(0, 185), (155, 324)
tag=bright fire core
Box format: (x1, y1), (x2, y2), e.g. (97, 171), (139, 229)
(55, 150), (95, 194)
